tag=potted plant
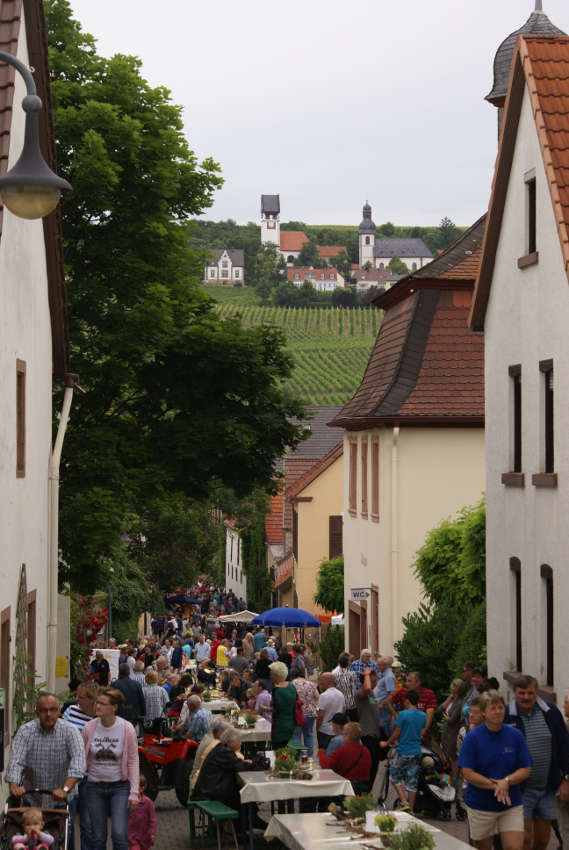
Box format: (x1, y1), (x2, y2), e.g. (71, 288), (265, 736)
(381, 824), (435, 850)
(274, 746), (298, 775)
(244, 713), (257, 728)
(343, 793), (376, 820)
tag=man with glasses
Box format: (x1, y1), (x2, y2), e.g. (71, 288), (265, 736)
(5, 692), (85, 808)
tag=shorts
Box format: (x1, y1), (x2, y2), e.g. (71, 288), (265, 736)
(389, 752), (421, 792)
(466, 805), (524, 840)
(522, 787), (558, 821)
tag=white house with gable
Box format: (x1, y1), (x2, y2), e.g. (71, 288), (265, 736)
(204, 248), (245, 284)
(0, 0), (72, 764)
(470, 32), (569, 701)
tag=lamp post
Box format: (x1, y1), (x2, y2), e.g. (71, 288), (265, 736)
(0, 51), (71, 218)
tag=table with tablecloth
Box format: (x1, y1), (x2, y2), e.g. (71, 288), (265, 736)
(238, 770), (354, 850)
(264, 812), (470, 850)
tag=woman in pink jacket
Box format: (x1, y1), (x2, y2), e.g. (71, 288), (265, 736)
(82, 688), (140, 850)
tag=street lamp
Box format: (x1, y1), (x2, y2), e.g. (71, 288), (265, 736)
(0, 51), (71, 219)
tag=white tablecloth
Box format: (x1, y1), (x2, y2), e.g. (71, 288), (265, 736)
(238, 770), (353, 804)
(264, 812), (470, 850)
(204, 698), (238, 713)
(239, 717), (272, 742)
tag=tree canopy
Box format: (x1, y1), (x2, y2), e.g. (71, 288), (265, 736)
(46, 0), (306, 591)
(314, 556), (344, 613)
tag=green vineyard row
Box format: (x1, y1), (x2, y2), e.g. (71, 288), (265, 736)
(214, 303), (378, 405)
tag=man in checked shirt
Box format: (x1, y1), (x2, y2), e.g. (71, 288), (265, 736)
(5, 692), (85, 808)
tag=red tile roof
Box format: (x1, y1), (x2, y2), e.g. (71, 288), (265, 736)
(265, 488), (284, 544)
(471, 36), (569, 328)
(286, 441), (343, 500)
(317, 245), (347, 258)
(0, 0), (69, 378)
(331, 217), (485, 428)
(280, 230), (309, 252)
(287, 267), (340, 281)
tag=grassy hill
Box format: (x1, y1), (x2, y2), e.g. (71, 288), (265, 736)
(205, 287), (379, 405)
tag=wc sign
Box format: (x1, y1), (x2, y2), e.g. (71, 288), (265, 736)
(351, 587), (371, 602)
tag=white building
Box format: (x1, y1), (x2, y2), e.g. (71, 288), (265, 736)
(261, 194), (280, 247)
(331, 219), (486, 656)
(358, 202), (433, 271)
(225, 521), (247, 600)
(204, 248), (245, 284)
(287, 267), (345, 292)
(0, 0), (72, 756)
(470, 28), (569, 699)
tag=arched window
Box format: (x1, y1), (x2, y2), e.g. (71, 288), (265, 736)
(412, 262), (417, 271)
(379, 263), (385, 270)
(287, 255), (294, 263)
(365, 236), (370, 245)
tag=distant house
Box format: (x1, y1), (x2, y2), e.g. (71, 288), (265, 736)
(204, 248), (245, 284)
(331, 217), (486, 656)
(350, 268), (403, 290)
(358, 202), (433, 271)
(286, 442), (344, 616)
(470, 33), (569, 700)
(224, 519), (246, 600)
(0, 0), (71, 752)
(317, 245), (348, 263)
(265, 407), (344, 608)
(279, 231), (310, 264)
(287, 267), (345, 292)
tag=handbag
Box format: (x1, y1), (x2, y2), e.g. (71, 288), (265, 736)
(294, 697), (306, 726)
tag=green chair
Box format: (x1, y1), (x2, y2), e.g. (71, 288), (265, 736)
(188, 799), (239, 850)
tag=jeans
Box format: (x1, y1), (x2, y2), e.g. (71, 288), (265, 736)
(84, 780), (130, 850)
(292, 716), (315, 757)
(317, 731), (333, 751)
(68, 778), (92, 850)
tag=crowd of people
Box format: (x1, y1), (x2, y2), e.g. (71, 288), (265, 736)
(5, 581), (569, 850)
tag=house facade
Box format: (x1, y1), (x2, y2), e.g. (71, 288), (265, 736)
(0, 0), (70, 756)
(470, 34), (569, 699)
(286, 442), (344, 615)
(287, 267), (345, 291)
(331, 219), (486, 656)
(224, 521), (246, 600)
(203, 248), (245, 284)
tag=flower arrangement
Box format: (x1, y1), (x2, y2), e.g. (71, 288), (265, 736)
(274, 746), (298, 773)
(382, 824), (435, 850)
(243, 713), (257, 728)
(375, 814), (397, 833)
(343, 793), (376, 819)
(202, 689), (212, 702)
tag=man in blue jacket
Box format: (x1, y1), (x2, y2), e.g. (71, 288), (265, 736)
(504, 675), (569, 850)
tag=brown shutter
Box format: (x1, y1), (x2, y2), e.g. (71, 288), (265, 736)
(329, 515), (343, 559)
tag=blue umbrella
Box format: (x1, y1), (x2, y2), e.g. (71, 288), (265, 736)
(251, 606), (321, 627)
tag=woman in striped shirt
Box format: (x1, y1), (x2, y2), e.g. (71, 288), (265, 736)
(63, 681), (99, 850)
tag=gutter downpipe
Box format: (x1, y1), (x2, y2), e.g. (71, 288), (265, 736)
(47, 373), (79, 692)
(391, 426), (400, 653)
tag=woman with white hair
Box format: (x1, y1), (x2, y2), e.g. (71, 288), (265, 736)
(192, 727), (256, 820)
(270, 661), (297, 748)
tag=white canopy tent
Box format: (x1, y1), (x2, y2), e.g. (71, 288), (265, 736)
(218, 609), (259, 623)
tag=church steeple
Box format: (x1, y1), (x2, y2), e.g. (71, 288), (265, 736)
(486, 2), (565, 136)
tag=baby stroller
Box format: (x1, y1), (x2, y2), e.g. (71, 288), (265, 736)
(0, 790), (69, 850)
(412, 748), (458, 821)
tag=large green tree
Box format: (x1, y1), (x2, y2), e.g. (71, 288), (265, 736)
(46, 1), (306, 591)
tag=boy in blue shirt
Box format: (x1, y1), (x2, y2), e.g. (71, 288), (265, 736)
(380, 690), (426, 811)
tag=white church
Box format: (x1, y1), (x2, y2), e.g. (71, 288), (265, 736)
(358, 202), (433, 271)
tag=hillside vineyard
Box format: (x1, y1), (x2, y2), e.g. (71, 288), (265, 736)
(215, 304), (380, 405)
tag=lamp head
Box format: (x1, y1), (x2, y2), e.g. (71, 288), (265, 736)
(0, 94), (71, 219)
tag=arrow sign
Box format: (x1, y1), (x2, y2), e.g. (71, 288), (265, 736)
(351, 587), (371, 602)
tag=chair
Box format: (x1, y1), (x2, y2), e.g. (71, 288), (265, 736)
(188, 799), (239, 850)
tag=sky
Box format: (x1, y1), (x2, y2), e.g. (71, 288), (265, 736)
(66, 0), (568, 228)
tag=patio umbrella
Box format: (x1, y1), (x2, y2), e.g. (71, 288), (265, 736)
(251, 606), (321, 627)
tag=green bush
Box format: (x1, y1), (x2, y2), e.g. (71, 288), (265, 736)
(320, 625), (344, 670)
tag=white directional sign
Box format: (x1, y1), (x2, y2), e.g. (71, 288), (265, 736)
(351, 587), (371, 602)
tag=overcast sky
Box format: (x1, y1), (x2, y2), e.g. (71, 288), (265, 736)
(66, 0), (567, 228)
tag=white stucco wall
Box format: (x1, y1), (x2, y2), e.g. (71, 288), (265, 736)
(225, 527), (247, 600)
(375, 256), (428, 272)
(261, 214), (280, 246)
(343, 426), (485, 654)
(0, 9), (53, 734)
(359, 235), (374, 267)
(484, 86), (569, 699)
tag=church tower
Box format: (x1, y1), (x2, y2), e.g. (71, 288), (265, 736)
(358, 201), (376, 267)
(261, 194), (280, 247)
(486, 1), (565, 137)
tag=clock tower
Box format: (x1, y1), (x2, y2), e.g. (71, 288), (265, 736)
(261, 194), (280, 247)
